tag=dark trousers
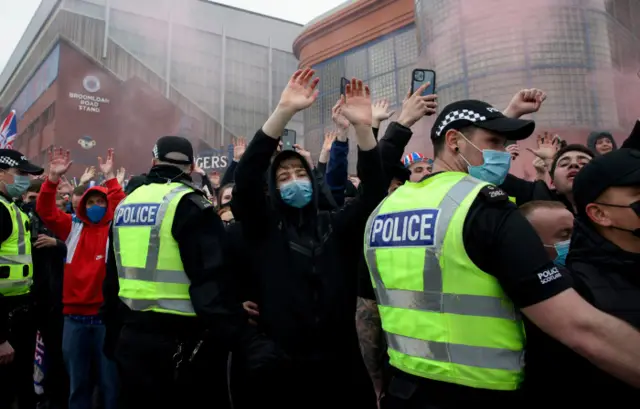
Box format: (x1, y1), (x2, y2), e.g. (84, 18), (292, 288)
(0, 305), (37, 409)
(114, 325), (230, 409)
(232, 358), (376, 409)
(39, 313), (68, 409)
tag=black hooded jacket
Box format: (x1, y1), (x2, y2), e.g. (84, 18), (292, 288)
(557, 219), (640, 399)
(232, 129), (386, 363)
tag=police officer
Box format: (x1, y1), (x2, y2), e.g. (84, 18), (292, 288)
(102, 136), (279, 409)
(0, 149), (44, 409)
(361, 100), (640, 409)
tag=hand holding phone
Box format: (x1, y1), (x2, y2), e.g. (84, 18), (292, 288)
(411, 69), (436, 97)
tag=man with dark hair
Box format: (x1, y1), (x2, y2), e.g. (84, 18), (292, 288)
(360, 98), (640, 409)
(500, 141), (595, 212)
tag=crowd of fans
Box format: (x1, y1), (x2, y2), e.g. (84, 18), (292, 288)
(0, 66), (638, 409)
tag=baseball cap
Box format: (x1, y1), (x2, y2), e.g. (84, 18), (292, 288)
(402, 152), (433, 168)
(431, 100), (535, 141)
(573, 148), (640, 215)
(152, 136), (194, 165)
(0, 149), (44, 175)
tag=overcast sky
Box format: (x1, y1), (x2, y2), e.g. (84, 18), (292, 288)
(0, 0), (347, 73)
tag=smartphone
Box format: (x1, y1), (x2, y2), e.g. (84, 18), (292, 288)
(282, 129), (296, 151)
(340, 77), (349, 96)
(411, 69), (436, 96)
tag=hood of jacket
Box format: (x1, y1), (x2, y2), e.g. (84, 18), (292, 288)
(567, 216), (640, 274)
(268, 150), (318, 228)
(75, 185), (111, 226)
(587, 131), (618, 154)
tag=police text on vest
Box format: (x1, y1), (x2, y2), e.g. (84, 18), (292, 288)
(369, 209), (439, 248)
(115, 203), (160, 227)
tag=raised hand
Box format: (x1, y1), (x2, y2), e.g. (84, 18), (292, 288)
(57, 176), (74, 194)
(397, 84), (438, 128)
(372, 99), (395, 124)
(322, 131), (337, 152)
(340, 78), (372, 127)
(98, 149), (115, 178)
(233, 137), (247, 161)
(116, 167), (126, 185)
(79, 166), (96, 185)
(532, 156), (547, 173)
(332, 99), (350, 130)
(278, 68), (320, 114)
(527, 132), (559, 160)
(48, 147), (72, 182)
(504, 88), (547, 118)
(506, 144), (520, 160)
(293, 144), (314, 169)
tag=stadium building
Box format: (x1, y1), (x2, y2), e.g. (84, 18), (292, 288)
(295, 0), (640, 174)
(0, 0), (303, 175)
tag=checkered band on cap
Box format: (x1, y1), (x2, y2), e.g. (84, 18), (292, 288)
(436, 109), (488, 137)
(0, 156), (19, 167)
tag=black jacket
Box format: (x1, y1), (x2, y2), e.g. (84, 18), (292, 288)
(102, 165), (279, 370)
(554, 219), (639, 401)
(231, 130), (386, 362)
(26, 207), (66, 333)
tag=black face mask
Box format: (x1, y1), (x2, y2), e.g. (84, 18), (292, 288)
(595, 200), (640, 238)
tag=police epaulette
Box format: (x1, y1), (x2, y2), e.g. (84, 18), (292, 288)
(479, 185), (509, 203)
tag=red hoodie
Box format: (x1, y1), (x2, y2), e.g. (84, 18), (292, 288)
(36, 178), (125, 315)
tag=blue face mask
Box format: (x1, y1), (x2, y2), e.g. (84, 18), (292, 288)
(548, 239), (570, 266)
(459, 133), (512, 185)
(5, 174), (31, 198)
(467, 150), (512, 185)
(86, 205), (106, 224)
(279, 179), (312, 208)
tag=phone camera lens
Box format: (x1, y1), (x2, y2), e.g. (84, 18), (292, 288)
(415, 71), (425, 81)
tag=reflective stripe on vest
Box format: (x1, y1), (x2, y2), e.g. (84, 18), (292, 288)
(364, 173), (524, 390)
(114, 184), (195, 315)
(0, 196), (33, 295)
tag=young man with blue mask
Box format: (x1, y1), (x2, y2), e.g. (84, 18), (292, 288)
(231, 71), (387, 409)
(361, 99), (640, 409)
(519, 201), (574, 266)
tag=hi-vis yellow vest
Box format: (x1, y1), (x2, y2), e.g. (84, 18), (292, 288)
(364, 172), (525, 391)
(114, 182), (196, 316)
(0, 196), (33, 296)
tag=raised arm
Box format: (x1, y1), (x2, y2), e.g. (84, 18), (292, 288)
(233, 68), (319, 228)
(332, 79), (386, 235)
(36, 148), (73, 241)
(97, 149), (125, 219)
